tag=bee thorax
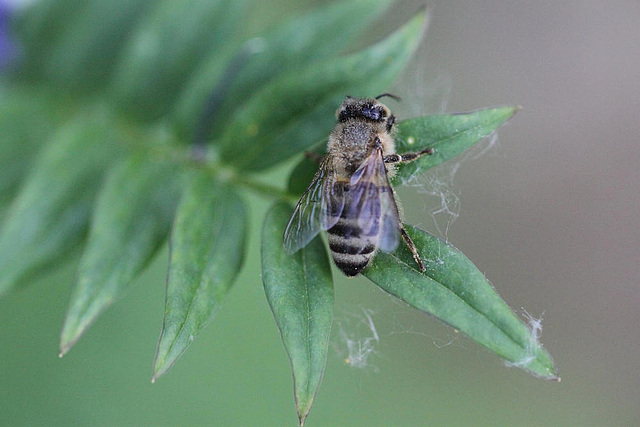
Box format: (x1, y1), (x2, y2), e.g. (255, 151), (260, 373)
(328, 121), (395, 170)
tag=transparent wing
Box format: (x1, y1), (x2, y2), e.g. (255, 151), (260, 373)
(283, 157), (345, 254)
(377, 175), (401, 253)
(350, 147), (401, 253)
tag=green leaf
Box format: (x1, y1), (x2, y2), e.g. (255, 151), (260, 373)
(287, 154), (323, 196)
(262, 203), (334, 425)
(49, 0), (150, 92)
(0, 87), (61, 201)
(364, 225), (558, 380)
(393, 106), (519, 183)
(12, 0), (82, 45)
(18, 0), (151, 91)
(11, 0), (87, 79)
(219, 9), (428, 171)
(153, 173), (248, 381)
(111, 0), (247, 121)
(174, 0), (393, 137)
(0, 112), (124, 296)
(60, 156), (183, 356)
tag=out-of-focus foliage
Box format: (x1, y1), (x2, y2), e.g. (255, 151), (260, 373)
(0, 0), (556, 423)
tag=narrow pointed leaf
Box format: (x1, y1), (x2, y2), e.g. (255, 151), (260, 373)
(393, 106), (519, 183)
(60, 156), (182, 355)
(262, 203), (334, 425)
(0, 112), (123, 296)
(364, 225), (558, 380)
(219, 10), (428, 171)
(153, 173), (248, 380)
(112, 0), (246, 121)
(174, 0), (393, 136)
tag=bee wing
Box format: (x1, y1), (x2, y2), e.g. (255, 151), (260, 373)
(283, 157), (345, 254)
(350, 147), (401, 253)
(377, 171), (402, 253)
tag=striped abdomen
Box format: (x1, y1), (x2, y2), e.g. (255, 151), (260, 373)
(327, 180), (382, 277)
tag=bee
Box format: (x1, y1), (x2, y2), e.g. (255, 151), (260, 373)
(283, 94), (433, 276)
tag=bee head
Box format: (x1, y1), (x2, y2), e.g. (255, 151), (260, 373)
(336, 97), (392, 124)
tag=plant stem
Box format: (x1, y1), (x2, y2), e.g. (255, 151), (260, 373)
(116, 119), (299, 205)
(231, 173), (298, 204)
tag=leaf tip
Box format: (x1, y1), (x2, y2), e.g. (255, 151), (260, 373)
(58, 337), (76, 358)
(536, 369), (560, 382)
(408, 4), (431, 37)
(295, 391), (318, 427)
(490, 105), (521, 124)
(152, 331), (198, 381)
(151, 351), (171, 383)
(59, 310), (100, 358)
(151, 355), (164, 383)
(506, 105), (522, 121)
(536, 368), (560, 382)
(418, 4), (433, 26)
(297, 407), (310, 426)
(152, 343), (183, 382)
(151, 361), (169, 383)
(59, 322), (86, 358)
(500, 105), (522, 123)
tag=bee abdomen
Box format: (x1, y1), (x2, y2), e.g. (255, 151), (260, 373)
(331, 252), (371, 276)
(327, 222), (378, 277)
(327, 233), (376, 255)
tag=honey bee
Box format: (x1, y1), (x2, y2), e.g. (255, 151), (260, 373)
(283, 95), (433, 276)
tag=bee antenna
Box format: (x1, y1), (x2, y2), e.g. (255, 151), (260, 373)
(375, 93), (402, 102)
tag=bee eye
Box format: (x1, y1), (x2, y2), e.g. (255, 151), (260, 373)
(337, 102), (387, 123)
(363, 107), (376, 119)
(362, 106), (385, 121)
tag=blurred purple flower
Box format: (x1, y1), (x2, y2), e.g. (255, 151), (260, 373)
(0, 1), (17, 69)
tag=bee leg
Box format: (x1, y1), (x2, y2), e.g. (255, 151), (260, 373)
(384, 147), (433, 164)
(304, 151), (325, 164)
(386, 114), (397, 132)
(400, 226), (426, 272)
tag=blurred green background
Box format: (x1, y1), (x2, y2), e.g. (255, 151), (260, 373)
(1, 0), (639, 425)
